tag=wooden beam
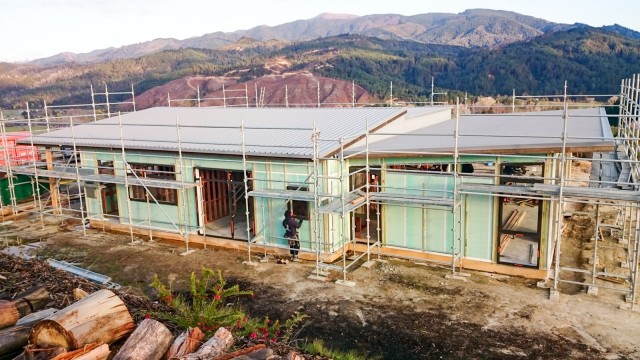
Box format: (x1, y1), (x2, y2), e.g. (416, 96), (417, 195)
(45, 148), (61, 214)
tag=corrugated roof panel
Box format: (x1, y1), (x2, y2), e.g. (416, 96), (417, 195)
(29, 107), (421, 158)
(350, 107), (614, 155)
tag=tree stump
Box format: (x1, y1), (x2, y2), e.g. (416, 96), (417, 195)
(113, 319), (173, 360)
(29, 289), (134, 350)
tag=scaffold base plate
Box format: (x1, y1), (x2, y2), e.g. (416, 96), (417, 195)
(362, 260), (377, 269)
(179, 249), (196, 256)
(625, 293), (634, 303)
(242, 261), (258, 267)
(445, 274), (468, 282)
(311, 268), (329, 277)
(619, 303), (640, 312)
(335, 279), (356, 287)
(127, 240), (143, 246)
(548, 289), (560, 301)
(536, 280), (550, 289)
(587, 286), (599, 296)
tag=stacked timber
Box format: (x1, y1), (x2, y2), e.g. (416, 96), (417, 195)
(0, 287), (305, 360)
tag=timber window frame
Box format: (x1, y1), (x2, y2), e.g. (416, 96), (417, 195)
(128, 163), (178, 205)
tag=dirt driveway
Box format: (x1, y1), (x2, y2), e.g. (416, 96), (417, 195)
(3, 217), (640, 359)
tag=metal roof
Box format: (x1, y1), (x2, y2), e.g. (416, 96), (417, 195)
(351, 107), (615, 156)
(25, 107), (438, 159)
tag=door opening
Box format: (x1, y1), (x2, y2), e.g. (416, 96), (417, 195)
(196, 168), (253, 240)
(497, 163), (543, 267)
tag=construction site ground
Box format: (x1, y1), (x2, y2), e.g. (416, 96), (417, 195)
(2, 214), (639, 360)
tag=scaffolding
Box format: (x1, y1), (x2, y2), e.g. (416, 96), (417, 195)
(0, 75), (639, 306)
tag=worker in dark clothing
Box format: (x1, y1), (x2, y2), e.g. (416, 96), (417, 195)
(283, 209), (303, 261)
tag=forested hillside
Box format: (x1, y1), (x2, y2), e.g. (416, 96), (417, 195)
(1, 26), (638, 110)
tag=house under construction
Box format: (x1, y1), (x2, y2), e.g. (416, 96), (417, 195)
(1, 75), (639, 306)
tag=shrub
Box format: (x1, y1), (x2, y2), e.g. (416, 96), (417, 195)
(150, 267), (306, 343)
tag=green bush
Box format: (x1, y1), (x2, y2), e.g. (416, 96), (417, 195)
(150, 267), (306, 343)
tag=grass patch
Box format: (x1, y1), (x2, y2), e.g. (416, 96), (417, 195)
(302, 339), (374, 360)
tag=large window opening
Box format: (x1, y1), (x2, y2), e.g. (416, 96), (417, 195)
(128, 164), (177, 205)
(498, 163), (544, 267)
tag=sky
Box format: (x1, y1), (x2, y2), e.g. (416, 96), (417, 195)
(1, 0), (640, 62)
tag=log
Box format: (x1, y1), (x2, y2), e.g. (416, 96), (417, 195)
(0, 286), (50, 329)
(211, 344), (265, 360)
(29, 289), (135, 350)
(51, 343), (110, 360)
(0, 324), (31, 360)
(113, 319), (173, 360)
(16, 308), (58, 326)
(165, 327), (205, 359)
(0, 300), (18, 331)
(181, 327), (234, 360)
(0, 309), (57, 359)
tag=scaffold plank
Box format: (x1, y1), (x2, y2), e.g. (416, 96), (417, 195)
(369, 192), (454, 207)
(10, 166), (196, 190)
(248, 188), (330, 201)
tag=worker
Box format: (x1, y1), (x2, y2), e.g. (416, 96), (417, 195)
(283, 209), (303, 261)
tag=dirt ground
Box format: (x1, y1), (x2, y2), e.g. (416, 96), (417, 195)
(2, 215), (640, 360)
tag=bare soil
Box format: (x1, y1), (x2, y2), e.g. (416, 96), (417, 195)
(2, 216), (640, 360)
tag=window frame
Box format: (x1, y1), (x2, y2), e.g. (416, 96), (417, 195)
(128, 163), (178, 205)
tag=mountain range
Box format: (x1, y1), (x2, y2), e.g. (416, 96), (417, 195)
(1, 9), (640, 110)
(29, 9), (575, 66)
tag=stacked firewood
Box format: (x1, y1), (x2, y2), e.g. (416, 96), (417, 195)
(0, 287), (304, 360)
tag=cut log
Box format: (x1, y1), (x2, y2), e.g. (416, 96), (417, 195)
(0, 309), (58, 359)
(0, 324), (31, 359)
(16, 308), (58, 326)
(165, 327), (205, 359)
(29, 289), (134, 350)
(0, 286), (50, 329)
(211, 344), (265, 360)
(51, 343), (110, 360)
(113, 319), (173, 360)
(0, 300), (18, 331)
(181, 327), (234, 360)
